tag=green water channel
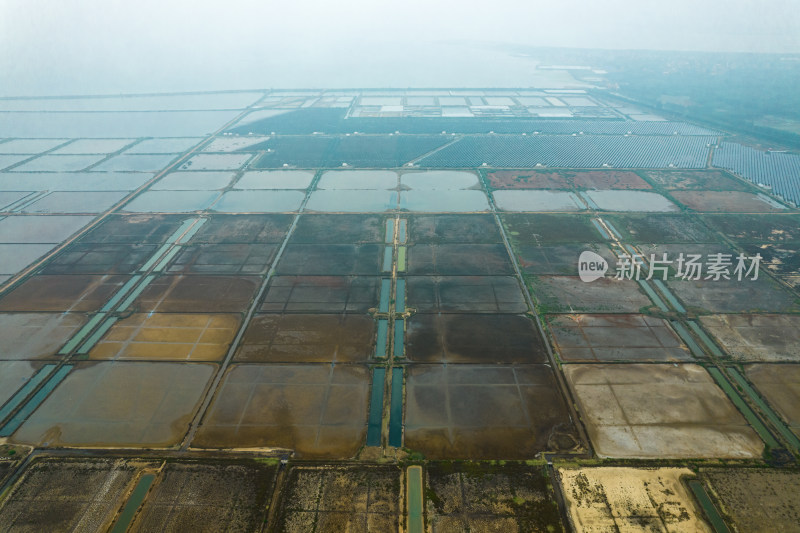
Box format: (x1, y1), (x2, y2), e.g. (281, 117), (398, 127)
(653, 279), (686, 313)
(77, 316), (119, 354)
(590, 218), (611, 239)
(688, 322), (724, 357)
(385, 219), (395, 243)
(382, 246), (393, 272)
(366, 368), (386, 447)
(395, 279), (405, 313)
(397, 246), (406, 272)
(707, 367), (780, 449)
(688, 479), (731, 533)
(59, 313), (107, 355)
(379, 279), (392, 313)
(0, 365), (72, 437)
(0, 364), (56, 425)
(389, 368), (403, 447)
(393, 320), (404, 358)
(375, 319), (389, 358)
(398, 219), (407, 243)
(727, 367), (800, 452)
(670, 321), (705, 358)
(406, 466), (424, 533)
(110, 473), (156, 533)
(637, 280), (669, 312)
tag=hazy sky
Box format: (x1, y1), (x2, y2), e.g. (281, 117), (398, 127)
(2, 0), (799, 95)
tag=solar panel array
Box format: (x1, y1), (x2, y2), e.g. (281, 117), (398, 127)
(229, 108), (720, 136)
(712, 142), (800, 205)
(416, 135), (716, 169)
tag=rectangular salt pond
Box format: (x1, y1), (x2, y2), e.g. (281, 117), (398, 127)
(493, 190), (584, 212)
(179, 153), (252, 171)
(124, 191), (221, 212)
(0, 155), (33, 170)
(0, 215), (94, 243)
(485, 96), (515, 106)
(51, 139), (137, 154)
(585, 190), (678, 212)
(92, 153), (178, 172)
(212, 190), (305, 212)
(11, 361), (215, 447)
(389, 368), (404, 446)
(360, 97), (402, 106)
(516, 97), (549, 106)
(0, 172), (151, 192)
(193, 363), (370, 458)
(202, 136), (269, 152)
(0, 313), (87, 359)
(406, 96), (436, 106)
(367, 367), (386, 446)
(0, 139), (70, 154)
(0, 191), (35, 210)
(234, 170), (315, 189)
(400, 171), (479, 190)
(441, 107), (473, 117)
(151, 171), (235, 190)
(438, 96), (467, 105)
(0, 111), (239, 138)
(125, 138), (204, 154)
(20, 191), (128, 214)
(306, 190), (398, 212)
(0, 92), (264, 112)
(399, 190), (489, 212)
(0, 361), (39, 407)
(317, 170), (398, 190)
(12, 154), (106, 172)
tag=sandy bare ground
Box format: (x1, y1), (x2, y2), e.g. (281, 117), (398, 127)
(558, 467), (711, 532)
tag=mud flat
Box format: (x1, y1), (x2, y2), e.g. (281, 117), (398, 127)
(700, 315), (800, 361)
(514, 243), (616, 275)
(533, 276), (652, 314)
(563, 363), (764, 458)
(406, 243), (513, 275)
(671, 190), (789, 212)
(426, 461), (565, 532)
(0, 313), (86, 360)
(409, 214), (502, 244)
(193, 363), (370, 458)
(745, 364), (800, 435)
(276, 244), (382, 275)
(11, 361), (214, 447)
(558, 467), (711, 532)
(488, 169), (651, 190)
(404, 364), (580, 459)
(271, 465), (400, 532)
(405, 314), (548, 364)
(548, 314), (693, 362)
(603, 213), (716, 243)
(406, 276), (527, 313)
(130, 461), (277, 532)
(0, 458), (140, 532)
(235, 313), (375, 363)
(260, 276), (379, 314)
(667, 279), (799, 314)
(700, 468), (800, 532)
(585, 190), (678, 212)
(168, 243), (278, 274)
(290, 214), (385, 244)
(0, 274), (129, 312)
(89, 313), (240, 361)
(704, 213), (800, 243)
(642, 169), (752, 191)
(133, 275), (259, 313)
